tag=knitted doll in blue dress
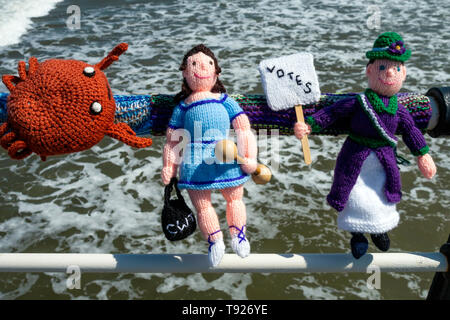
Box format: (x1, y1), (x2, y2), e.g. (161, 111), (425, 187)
(162, 44), (258, 267)
(294, 32), (437, 259)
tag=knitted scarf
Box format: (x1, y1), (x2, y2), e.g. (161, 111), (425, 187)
(365, 88), (398, 115)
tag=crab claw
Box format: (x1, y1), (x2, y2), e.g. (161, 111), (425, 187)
(0, 126), (32, 159)
(8, 140), (32, 160)
(2, 75), (21, 92)
(0, 122), (8, 136)
(105, 122), (152, 148)
(96, 43), (129, 71)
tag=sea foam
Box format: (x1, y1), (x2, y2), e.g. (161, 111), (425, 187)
(0, 0), (63, 47)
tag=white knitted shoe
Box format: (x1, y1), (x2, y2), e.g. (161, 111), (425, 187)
(208, 238), (225, 267)
(231, 234), (250, 258)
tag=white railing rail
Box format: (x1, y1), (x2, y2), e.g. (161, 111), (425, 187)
(0, 252), (447, 273)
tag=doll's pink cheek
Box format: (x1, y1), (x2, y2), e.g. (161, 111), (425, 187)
(184, 67), (200, 84)
(367, 69), (379, 83)
(184, 72), (195, 83)
(369, 67), (395, 84)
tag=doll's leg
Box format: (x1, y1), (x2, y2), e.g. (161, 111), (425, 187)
(370, 233), (390, 251)
(221, 185), (250, 258)
(188, 189), (225, 267)
(350, 232), (368, 259)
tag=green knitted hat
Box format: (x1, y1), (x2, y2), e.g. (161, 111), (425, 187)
(366, 32), (411, 62)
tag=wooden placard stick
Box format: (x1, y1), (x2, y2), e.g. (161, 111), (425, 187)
(295, 105), (312, 165)
(258, 52), (320, 166)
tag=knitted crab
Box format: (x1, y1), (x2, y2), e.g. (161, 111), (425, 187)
(1, 43), (152, 161)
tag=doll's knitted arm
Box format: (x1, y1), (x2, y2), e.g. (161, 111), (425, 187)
(397, 104), (429, 156)
(295, 97), (357, 140)
(162, 104), (186, 185)
(304, 97), (358, 133)
(162, 128), (182, 185)
(397, 104), (436, 179)
(232, 114), (257, 174)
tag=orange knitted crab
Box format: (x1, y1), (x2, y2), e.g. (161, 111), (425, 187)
(1, 43), (152, 161)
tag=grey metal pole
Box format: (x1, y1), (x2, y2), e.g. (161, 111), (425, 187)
(426, 234), (450, 300)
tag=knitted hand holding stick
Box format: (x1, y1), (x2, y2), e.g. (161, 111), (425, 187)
(258, 52), (320, 165)
(294, 121), (312, 140)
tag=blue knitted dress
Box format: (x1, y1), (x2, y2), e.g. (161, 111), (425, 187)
(168, 93), (250, 190)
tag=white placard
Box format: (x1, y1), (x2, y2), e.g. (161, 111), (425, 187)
(258, 53), (321, 111)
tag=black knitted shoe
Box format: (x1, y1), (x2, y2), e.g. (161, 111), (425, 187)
(350, 232), (369, 259)
(370, 233), (390, 252)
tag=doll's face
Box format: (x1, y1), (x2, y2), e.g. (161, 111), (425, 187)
(366, 59), (406, 97)
(183, 52), (218, 93)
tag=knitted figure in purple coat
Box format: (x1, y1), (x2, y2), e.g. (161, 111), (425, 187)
(294, 32), (437, 259)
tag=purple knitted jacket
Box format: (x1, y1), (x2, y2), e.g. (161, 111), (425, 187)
(306, 92), (429, 212)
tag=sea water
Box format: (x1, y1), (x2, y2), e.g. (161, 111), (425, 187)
(0, 0), (448, 299)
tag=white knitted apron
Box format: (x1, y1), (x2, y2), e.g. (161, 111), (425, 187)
(337, 151), (400, 234)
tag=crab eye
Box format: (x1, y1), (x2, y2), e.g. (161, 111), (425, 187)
(83, 66), (95, 77)
(90, 101), (102, 115)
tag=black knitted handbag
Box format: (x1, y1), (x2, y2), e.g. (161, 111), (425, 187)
(161, 177), (196, 241)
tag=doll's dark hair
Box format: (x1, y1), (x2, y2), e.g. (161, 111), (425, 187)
(174, 44), (226, 103)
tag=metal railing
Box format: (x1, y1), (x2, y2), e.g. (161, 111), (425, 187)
(0, 252), (447, 274)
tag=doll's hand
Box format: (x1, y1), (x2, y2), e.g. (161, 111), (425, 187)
(418, 154), (436, 179)
(161, 166), (175, 185)
(240, 158), (258, 174)
(294, 122), (311, 140)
